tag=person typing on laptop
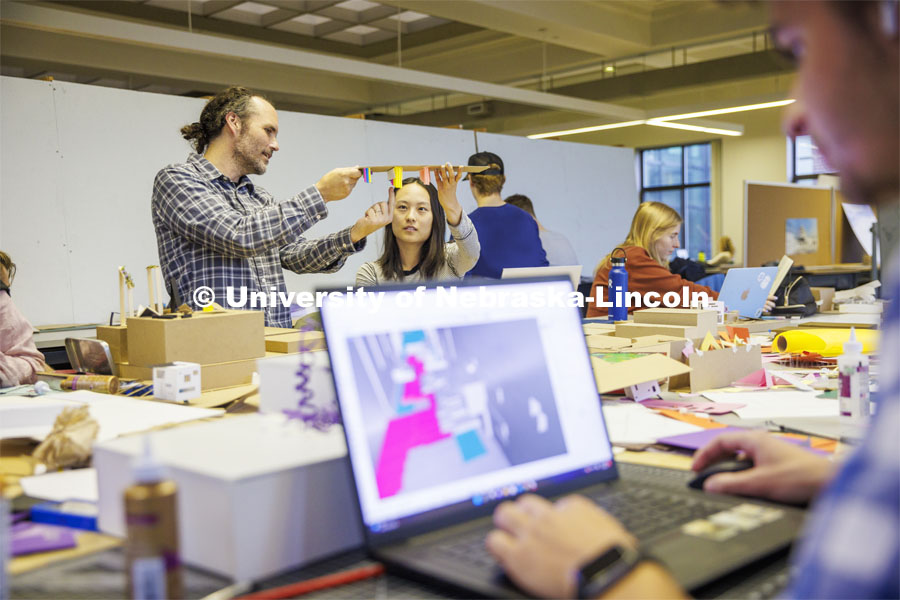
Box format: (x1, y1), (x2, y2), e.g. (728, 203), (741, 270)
(489, 1), (898, 597)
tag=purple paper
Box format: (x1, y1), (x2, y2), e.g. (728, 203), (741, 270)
(658, 427), (828, 455)
(640, 399), (746, 415)
(657, 427), (748, 451)
(10, 522), (78, 556)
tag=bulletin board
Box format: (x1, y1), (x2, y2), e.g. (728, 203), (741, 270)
(743, 182), (835, 267)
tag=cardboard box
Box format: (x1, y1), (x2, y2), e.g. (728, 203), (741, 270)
(614, 322), (704, 340)
(669, 345), (762, 393)
(96, 325), (128, 363)
(591, 353), (691, 394)
(582, 323), (616, 335)
(585, 334), (632, 352)
(94, 415), (363, 581)
(633, 308), (718, 334)
(265, 330), (326, 353)
(117, 352), (287, 390)
(126, 310), (265, 367)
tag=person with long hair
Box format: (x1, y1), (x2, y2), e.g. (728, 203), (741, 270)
(585, 202), (719, 318)
(356, 164), (479, 285)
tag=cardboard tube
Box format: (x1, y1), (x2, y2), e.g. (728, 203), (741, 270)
(147, 267), (155, 312)
(773, 328), (878, 356)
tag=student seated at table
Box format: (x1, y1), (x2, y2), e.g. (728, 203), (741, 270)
(586, 202), (720, 318)
(356, 165), (479, 285)
(0, 251), (47, 387)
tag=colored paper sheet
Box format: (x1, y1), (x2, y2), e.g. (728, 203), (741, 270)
(10, 522), (78, 556)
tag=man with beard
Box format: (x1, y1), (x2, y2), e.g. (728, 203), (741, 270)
(486, 2), (899, 598)
(152, 86), (391, 327)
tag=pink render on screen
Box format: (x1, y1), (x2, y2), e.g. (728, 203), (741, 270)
(375, 355), (450, 498)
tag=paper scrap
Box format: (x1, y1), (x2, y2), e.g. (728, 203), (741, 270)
(702, 390), (839, 420)
(20, 468), (98, 503)
(601, 402), (703, 445)
(700, 331), (720, 351)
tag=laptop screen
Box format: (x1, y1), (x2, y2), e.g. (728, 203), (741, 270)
(320, 278), (615, 537)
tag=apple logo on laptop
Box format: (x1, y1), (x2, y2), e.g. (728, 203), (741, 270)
(741, 289), (750, 301)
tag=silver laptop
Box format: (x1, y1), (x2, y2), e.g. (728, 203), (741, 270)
(320, 277), (804, 597)
(501, 265), (582, 289)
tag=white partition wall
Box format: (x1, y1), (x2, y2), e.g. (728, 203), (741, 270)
(0, 77), (638, 326)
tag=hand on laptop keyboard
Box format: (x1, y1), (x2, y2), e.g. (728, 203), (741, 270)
(486, 494), (683, 598)
(692, 430), (836, 505)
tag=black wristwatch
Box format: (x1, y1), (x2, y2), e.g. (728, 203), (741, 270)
(575, 545), (646, 599)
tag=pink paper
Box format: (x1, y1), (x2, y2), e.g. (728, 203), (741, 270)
(640, 399), (746, 415)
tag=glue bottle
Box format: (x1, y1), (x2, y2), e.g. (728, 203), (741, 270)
(837, 327), (870, 419)
(608, 248), (629, 322)
(124, 436), (182, 600)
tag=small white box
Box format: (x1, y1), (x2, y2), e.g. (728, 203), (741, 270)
(94, 414), (363, 581)
(152, 361), (201, 403)
(257, 351), (336, 416)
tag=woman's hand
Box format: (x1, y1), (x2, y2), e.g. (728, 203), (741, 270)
(763, 294), (778, 313)
(350, 187), (394, 243)
(433, 163), (464, 226)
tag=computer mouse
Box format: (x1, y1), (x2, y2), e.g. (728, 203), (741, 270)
(688, 458), (754, 491)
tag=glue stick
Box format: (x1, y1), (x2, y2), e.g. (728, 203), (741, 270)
(124, 436), (182, 599)
(837, 327), (870, 418)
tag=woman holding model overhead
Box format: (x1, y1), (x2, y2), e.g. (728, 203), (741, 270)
(356, 164), (480, 286)
(586, 202), (720, 318)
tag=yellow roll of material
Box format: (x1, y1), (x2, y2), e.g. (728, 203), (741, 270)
(773, 328), (878, 356)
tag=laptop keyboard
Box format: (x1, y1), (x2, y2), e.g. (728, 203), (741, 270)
(434, 483), (729, 571)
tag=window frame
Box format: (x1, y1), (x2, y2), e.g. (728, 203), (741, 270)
(638, 142), (712, 259)
(789, 134), (837, 184)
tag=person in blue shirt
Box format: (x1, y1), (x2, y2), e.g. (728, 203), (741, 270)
(485, 2), (899, 598)
(464, 152), (548, 278)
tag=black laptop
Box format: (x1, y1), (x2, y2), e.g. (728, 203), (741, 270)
(320, 277), (805, 597)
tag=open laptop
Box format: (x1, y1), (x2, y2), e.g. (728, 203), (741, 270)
(320, 277), (804, 597)
(717, 267), (779, 318)
(501, 265), (582, 289)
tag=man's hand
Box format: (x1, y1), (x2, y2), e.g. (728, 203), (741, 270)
(433, 163), (464, 226)
(316, 167), (362, 202)
(763, 294), (778, 313)
(350, 188), (394, 243)
(692, 431), (836, 504)
(486, 494), (636, 598)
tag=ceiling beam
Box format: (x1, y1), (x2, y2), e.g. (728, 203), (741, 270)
(1, 1), (645, 120)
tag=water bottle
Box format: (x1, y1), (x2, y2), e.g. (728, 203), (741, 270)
(608, 248), (629, 322)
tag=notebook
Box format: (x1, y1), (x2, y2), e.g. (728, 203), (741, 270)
(320, 277), (804, 597)
(718, 267), (780, 318)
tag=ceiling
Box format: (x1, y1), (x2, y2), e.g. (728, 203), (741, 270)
(0, 0), (796, 140)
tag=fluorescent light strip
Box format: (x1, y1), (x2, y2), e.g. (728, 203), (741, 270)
(527, 120), (646, 139)
(528, 99), (795, 139)
(650, 99), (796, 122)
(646, 120), (742, 136)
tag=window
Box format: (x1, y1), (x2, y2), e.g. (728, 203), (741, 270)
(790, 134), (836, 184)
(639, 143), (711, 259)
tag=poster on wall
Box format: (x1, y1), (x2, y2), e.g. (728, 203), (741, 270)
(785, 218), (819, 255)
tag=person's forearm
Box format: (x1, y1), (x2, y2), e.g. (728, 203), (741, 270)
(599, 562), (687, 599)
(445, 204), (462, 226)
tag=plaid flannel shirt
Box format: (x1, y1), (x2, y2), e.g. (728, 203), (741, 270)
(152, 154), (364, 328)
(785, 248), (899, 599)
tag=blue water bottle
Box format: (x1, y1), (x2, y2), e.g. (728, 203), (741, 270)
(608, 248), (629, 322)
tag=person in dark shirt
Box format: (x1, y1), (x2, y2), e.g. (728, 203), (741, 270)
(464, 152), (548, 278)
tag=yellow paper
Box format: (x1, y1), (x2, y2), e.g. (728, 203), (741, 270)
(773, 328), (878, 356)
(700, 331), (720, 351)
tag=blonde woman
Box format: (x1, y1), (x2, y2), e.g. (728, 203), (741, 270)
(586, 202), (719, 318)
